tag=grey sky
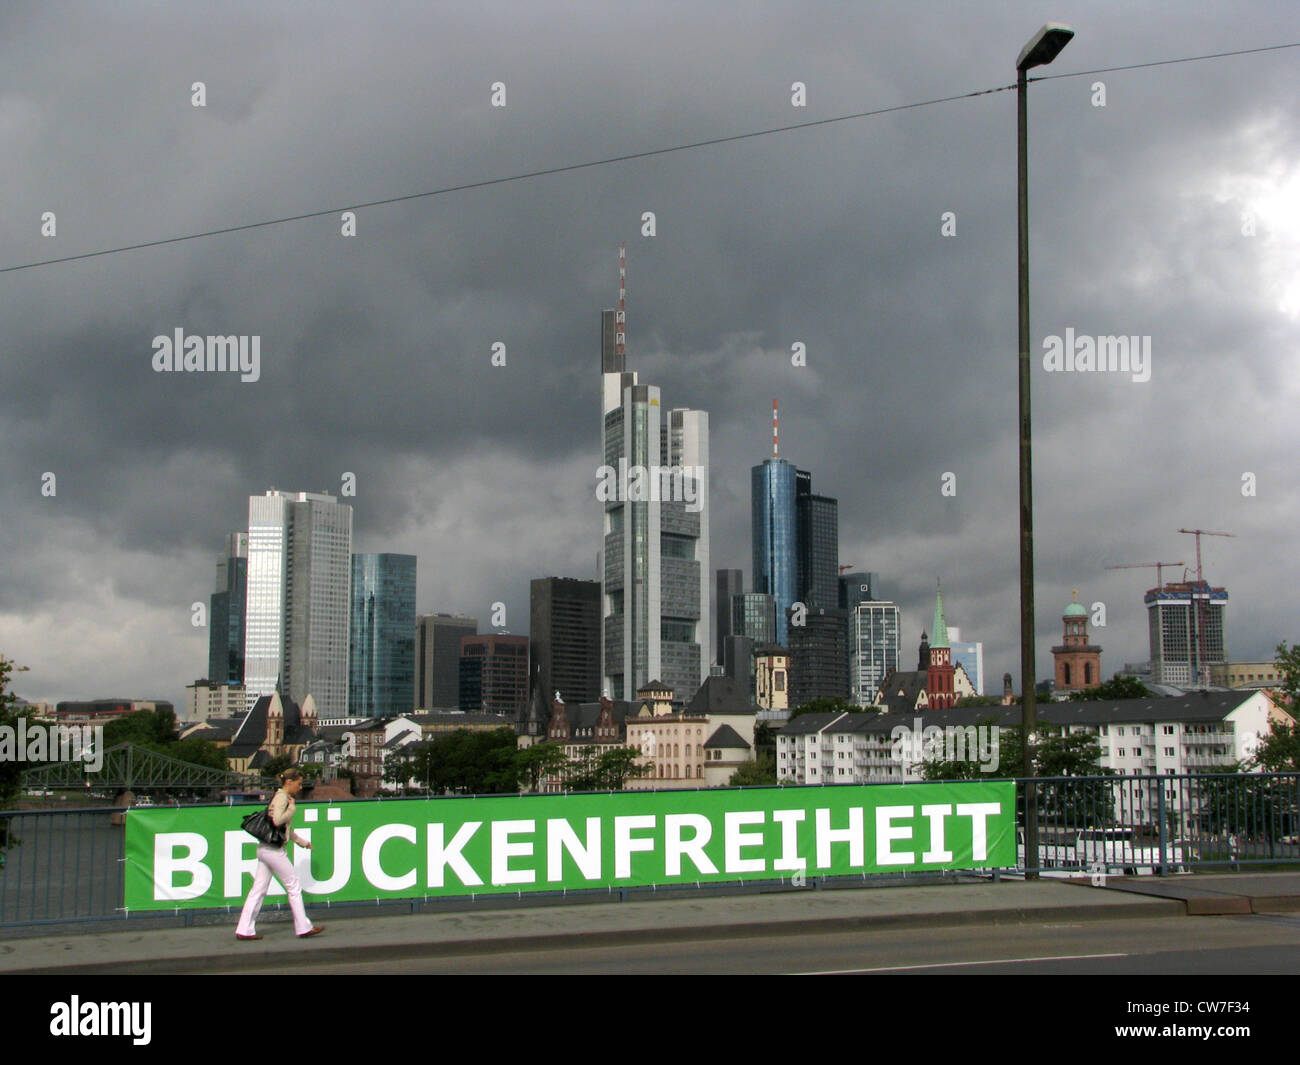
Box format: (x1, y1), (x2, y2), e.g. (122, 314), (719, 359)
(1, 1), (1297, 711)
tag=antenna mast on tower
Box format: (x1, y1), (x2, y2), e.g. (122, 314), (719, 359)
(615, 242), (627, 359)
(772, 399), (779, 458)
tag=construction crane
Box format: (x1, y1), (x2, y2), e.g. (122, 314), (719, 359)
(1177, 528), (1235, 687)
(839, 564), (856, 574)
(1106, 561), (1184, 595)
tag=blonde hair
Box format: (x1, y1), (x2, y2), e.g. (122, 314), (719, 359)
(280, 768), (303, 784)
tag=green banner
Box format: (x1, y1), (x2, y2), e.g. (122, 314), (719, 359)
(123, 782), (1016, 911)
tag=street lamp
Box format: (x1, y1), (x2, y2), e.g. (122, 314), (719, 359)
(1017, 22), (1073, 880)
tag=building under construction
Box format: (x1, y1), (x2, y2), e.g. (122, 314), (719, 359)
(1145, 581), (1228, 687)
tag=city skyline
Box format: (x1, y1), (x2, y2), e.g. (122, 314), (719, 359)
(2, 4), (1297, 715)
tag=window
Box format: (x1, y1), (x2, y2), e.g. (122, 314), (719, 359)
(1164, 747), (1174, 756)
(1118, 748), (1126, 757)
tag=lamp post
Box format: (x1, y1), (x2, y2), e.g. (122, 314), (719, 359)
(1017, 22), (1073, 879)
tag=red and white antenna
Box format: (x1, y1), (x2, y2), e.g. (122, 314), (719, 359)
(772, 398), (779, 458)
(615, 242), (627, 358)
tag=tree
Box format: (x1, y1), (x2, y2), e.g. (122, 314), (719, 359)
(259, 754), (293, 781)
(956, 694), (1009, 708)
(1251, 722), (1300, 772)
(919, 717), (1018, 781)
(789, 697), (873, 720)
(562, 746), (649, 791)
(729, 751), (777, 786)
(1074, 676), (1151, 702)
(514, 742), (568, 792)
(919, 722), (1113, 824)
(1, 655), (33, 822)
(412, 729), (520, 795)
(167, 736), (228, 772)
(382, 746), (422, 792)
(1250, 642), (1300, 771)
(103, 707), (178, 750)
(1274, 641), (1300, 706)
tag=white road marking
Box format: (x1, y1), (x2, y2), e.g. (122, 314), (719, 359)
(795, 952), (1128, 974)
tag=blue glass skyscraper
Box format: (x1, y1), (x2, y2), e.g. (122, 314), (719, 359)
(752, 458), (798, 644)
(349, 553), (417, 718)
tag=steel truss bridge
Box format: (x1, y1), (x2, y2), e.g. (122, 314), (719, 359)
(19, 742), (258, 792)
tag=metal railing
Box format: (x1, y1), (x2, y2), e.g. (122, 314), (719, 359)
(0, 806), (125, 927)
(2, 772), (1298, 930)
(1016, 771), (1300, 876)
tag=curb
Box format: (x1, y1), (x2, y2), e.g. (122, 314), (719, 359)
(4, 896), (1186, 975)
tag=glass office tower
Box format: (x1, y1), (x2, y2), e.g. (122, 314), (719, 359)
(349, 553), (417, 718)
(751, 458), (798, 645)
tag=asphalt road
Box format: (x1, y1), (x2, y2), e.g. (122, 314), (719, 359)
(211, 911), (1300, 975)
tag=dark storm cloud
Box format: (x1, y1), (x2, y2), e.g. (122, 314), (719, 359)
(1, 0), (1296, 709)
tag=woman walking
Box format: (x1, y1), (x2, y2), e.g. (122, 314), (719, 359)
(236, 768), (324, 940)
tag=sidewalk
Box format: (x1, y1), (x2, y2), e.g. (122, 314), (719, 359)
(1092, 870), (1300, 915)
(0, 876), (1203, 975)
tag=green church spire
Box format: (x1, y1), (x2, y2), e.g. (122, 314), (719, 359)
(930, 583), (949, 649)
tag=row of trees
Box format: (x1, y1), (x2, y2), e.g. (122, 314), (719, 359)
(381, 729), (650, 795)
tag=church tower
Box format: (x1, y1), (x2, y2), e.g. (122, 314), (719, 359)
(925, 586), (956, 710)
(1052, 590), (1102, 692)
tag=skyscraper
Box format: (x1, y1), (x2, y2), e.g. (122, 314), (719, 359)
(458, 633), (529, 716)
(796, 470), (839, 609)
(752, 457), (798, 644)
(786, 604), (849, 707)
(732, 592), (777, 646)
(348, 553), (416, 718)
(1146, 581), (1228, 687)
(208, 531), (247, 684)
(531, 577), (601, 706)
(715, 569), (744, 664)
(600, 247), (710, 705)
(415, 613), (478, 709)
(751, 403), (838, 645)
(244, 490), (353, 718)
(838, 572), (880, 611)
(847, 601), (900, 707)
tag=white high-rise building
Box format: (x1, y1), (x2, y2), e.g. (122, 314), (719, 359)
(244, 490), (353, 718)
(848, 601), (900, 707)
(599, 298), (710, 706)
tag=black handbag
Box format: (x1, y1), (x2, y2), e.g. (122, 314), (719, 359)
(241, 801), (287, 847)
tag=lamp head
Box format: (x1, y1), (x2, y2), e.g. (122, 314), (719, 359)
(1017, 23), (1075, 71)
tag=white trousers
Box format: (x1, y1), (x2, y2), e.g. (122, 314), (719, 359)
(236, 843), (314, 936)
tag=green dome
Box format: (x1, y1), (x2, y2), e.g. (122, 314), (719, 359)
(1064, 602), (1088, 617)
